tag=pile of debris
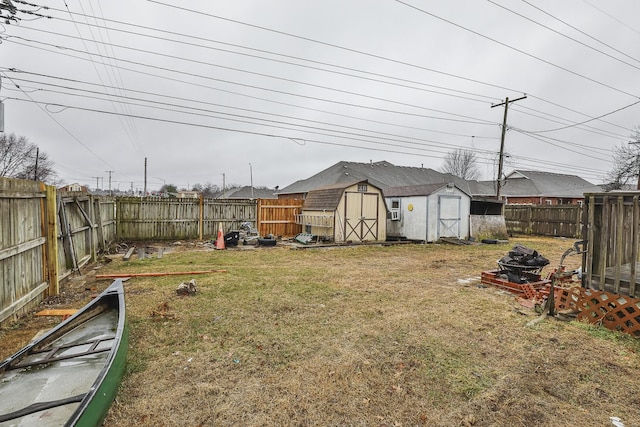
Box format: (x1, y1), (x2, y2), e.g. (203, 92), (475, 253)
(497, 244), (550, 284)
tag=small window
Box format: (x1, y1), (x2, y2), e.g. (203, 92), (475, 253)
(545, 199), (552, 205)
(390, 199), (400, 221)
(357, 183), (368, 192)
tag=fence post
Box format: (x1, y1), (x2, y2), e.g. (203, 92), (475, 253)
(94, 196), (105, 252)
(45, 185), (59, 295)
(257, 198), (263, 236)
(199, 195), (204, 240)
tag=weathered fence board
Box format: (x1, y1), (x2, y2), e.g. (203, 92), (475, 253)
(0, 178), (53, 325)
(117, 197), (257, 240)
(582, 193), (640, 298)
(504, 205), (582, 238)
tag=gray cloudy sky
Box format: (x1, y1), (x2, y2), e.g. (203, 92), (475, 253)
(1, 0), (639, 192)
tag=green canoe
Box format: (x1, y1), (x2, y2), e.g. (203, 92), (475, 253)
(0, 279), (128, 426)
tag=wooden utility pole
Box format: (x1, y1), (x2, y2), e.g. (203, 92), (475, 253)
(491, 95), (527, 199)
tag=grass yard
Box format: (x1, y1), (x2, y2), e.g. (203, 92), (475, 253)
(3, 236), (640, 426)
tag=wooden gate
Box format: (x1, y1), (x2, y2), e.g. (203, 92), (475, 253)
(257, 198), (303, 237)
(344, 192), (379, 241)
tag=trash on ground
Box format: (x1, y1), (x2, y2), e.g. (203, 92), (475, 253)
(150, 302), (177, 320)
(176, 279), (198, 296)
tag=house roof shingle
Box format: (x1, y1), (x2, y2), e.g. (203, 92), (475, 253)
(280, 161), (473, 195)
(499, 170), (602, 198)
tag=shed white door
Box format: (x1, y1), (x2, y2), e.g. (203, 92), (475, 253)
(438, 196), (461, 238)
(344, 192), (379, 241)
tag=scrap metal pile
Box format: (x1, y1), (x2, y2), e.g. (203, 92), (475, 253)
(481, 244), (555, 304)
(496, 244), (550, 284)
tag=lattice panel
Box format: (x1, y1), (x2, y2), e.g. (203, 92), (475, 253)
(557, 287), (640, 337)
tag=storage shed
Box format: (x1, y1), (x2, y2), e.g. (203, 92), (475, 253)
(385, 183), (471, 242)
(295, 180), (387, 242)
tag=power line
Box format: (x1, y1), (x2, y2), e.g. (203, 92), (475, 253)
(4, 96), (613, 178)
(18, 3), (635, 139)
(395, 0), (640, 99)
(524, 100), (640, 134)
(581, 0), (640, 37)
(488, 0), (640, 71)
(0, 72), (116, 170)
(6, 67), (500, 142)
(30, 8), (501, 105)
(519, 0), (640, 65)
(6, 74), (501, 156)
(1, 37), (498, 126)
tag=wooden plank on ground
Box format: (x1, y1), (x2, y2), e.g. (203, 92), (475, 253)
(123, 246), (136, 261)
(35, 309), (78, 319)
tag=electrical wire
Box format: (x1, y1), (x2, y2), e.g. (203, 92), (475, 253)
(0, 73), (116, 169)
(488, 0), (640, 71)
(1, 37), (498, 126)
(5, 29), (499, 126)
(395, 0), (640, 99)
(21, 2), (636, 139)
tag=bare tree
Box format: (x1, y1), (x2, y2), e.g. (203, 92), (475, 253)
(604, 127), (640, 190)
(192, 182), (220, 198)
(0, 132), (57, 183)
(441, 149), (480, 180)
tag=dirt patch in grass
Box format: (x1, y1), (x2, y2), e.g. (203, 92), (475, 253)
(2, 237), (640, 426)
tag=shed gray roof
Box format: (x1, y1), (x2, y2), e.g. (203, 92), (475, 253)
(499, 170), (602, 198)
(385, 182), (469, 198)
(302, 180), (370, 210)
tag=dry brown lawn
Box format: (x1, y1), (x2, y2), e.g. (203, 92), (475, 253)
(2, 236), (640, 427)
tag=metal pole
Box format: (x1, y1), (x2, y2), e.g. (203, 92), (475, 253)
(249, 163), (254, 199)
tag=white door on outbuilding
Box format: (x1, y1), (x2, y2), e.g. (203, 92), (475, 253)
(438, 195), (461, 238)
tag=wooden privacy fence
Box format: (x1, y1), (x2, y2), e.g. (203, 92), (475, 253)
(115, 197), (305, 240)
(1, 176), (117, 326)
(0, 178), (56, 325)
(116, 197), (256, 240)
(504, 205), (582, 238)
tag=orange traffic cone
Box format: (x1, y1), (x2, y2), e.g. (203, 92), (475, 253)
(215, 223), (225, 250)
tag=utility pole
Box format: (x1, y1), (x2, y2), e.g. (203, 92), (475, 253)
(222, 173), (226, 198)
(92, 176), (101, 191)
(33, 147), (39, 181)
(106, 170), (114, 196)
(144, 157), (148, 196)
(491, 95), (527, 199)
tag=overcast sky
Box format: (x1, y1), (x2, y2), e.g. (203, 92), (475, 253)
(1, 0), (639, 192)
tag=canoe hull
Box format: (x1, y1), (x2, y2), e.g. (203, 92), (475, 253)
(0, 280), (128, 427)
